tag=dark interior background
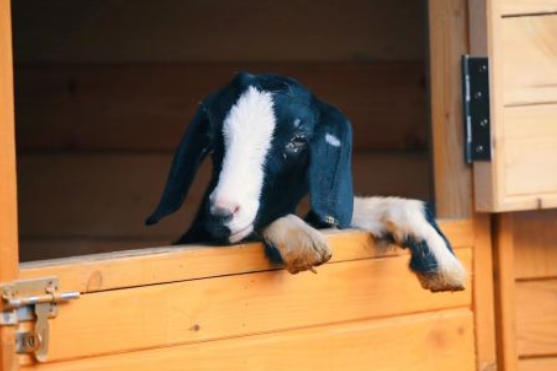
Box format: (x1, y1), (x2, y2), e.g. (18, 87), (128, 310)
(12, 0), (430, 261)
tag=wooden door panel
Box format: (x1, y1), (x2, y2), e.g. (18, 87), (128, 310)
(502, 15), (557, 106)
(471, 4), (557, 211)
(17, 250), (471, 362)
(21, 309), (475, 371)
(516, 280), (557, 357)
(502, 0), (557, 16)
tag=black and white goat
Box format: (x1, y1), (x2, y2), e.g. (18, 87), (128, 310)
(146, 72), (466, 292)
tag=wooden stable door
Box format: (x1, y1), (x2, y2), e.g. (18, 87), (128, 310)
(0, 1), (493, 370)
(469, 0), (557, 212)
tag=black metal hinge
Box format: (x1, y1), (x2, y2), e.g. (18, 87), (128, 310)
(462, 55), (491, 163)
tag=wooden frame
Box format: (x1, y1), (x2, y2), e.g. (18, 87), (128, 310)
(0, 1), (500, 370)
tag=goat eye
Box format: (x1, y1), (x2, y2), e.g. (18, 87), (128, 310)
(286, 135), (307, 153)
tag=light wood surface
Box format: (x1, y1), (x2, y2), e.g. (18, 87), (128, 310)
(12, 0), (425, 63)
(502, 0), (557, 15)
(20, 220), (474, 294)
(19, 249), (471, 362)
(21, 308), (475, 371)
(473, 215), (497, 371)
(519, 357), (557, 371)
(516, 280), (557, 357)
(15, 63), (427, 152)
(493, 214), (518, 371)
(502, 15), (557, 106)
(17, 152), (430, 260)
(428, 0), (472, 219)
(0, 0), (20, 369)
(514, 210), (557, 280)
(502, 105), (557, 202)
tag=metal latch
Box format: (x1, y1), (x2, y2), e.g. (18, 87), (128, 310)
(462, 55), (492, 163)
(0, 277), (80, 362)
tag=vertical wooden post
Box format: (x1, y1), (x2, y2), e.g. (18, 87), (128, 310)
(427, 0), (473, 219)
(493, 214), (518, 371)
(0, 0), (20, 369)
(473, 214), (497, 371)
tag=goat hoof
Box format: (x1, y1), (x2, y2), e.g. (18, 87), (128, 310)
(414, 264), (466, 293)
(262, 215), (332, 274)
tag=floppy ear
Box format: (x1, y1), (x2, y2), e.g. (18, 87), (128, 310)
(146, 104), (212, 225)
(307, 102), (354, 229)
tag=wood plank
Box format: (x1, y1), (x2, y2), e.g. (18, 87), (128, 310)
(14, 63), (427, 152)
(12, 0), (425, 63)
(516, 280), (557, 357)
(21, 308), (475, 371)
(502, 15), (557, 106)
(493, 214), (519, 371)
(473, 215), (497, 371)
(0, 0), (20, 369)
(502, 0), (557, 17)
(20, 219), (474, 294)
(503, 105), (557, 200)
(17, 152), (430, 251)
(520, 357), (557, 371)
(18, 250), (472, 362)
(514, 210), (557, 280)
(428, 0), (473, 218)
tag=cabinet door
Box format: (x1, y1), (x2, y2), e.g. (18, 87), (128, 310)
(470, 0), (557, 211)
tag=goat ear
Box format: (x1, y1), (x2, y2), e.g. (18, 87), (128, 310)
(146, 105), (212, 225)
(307, 103), (354, 229)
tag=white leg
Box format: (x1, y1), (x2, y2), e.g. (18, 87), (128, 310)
(351, 196), (466, 292)
(261, 214), (332, 274)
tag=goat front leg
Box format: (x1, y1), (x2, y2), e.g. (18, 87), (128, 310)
(261, 214), (332, 274)
(351, 196), (466, 292)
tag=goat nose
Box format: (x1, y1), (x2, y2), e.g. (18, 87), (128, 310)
(210, 201), (240, 223)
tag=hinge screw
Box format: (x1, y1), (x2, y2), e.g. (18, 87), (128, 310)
(475, 91), (483, 99)
(476, 145), (485, 153)
(480, 118), (489, 127)
(479, 64), (488, 73)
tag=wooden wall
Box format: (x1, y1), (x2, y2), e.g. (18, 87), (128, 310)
(12, 0), (430, 261)
(513, 211), (557, 371)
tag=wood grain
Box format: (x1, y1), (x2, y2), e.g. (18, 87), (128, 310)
(17, 151), (430, 261)
(514, 210), (557, 280)
(503, 104), (557, 200)
(0, 0), (20, 369)
(19, 220), (474, 294)
(427, 0), (472, 219)
(12, 0), (425, 63)
(502, 15), (557, 106)
(502, 0), (557, 16)
(21, 309), (475, 371)
(473, 215), (497, 371)
(516, 280), (557, 357)
(493, 214), (519, 371)
(17, 249), (472, 362)
(520, 357), (557, 371)
(14, 63), (427, 152)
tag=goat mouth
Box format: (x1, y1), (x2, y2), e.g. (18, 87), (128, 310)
(229, 224), (254, 243)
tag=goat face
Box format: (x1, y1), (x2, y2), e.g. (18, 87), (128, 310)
(146, 72), (354, 244)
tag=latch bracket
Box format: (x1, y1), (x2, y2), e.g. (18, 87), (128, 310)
(0, 277), (80, 362)
(462, 55), (492, 163)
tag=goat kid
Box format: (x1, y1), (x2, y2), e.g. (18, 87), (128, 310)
(146, 72), (466, 292)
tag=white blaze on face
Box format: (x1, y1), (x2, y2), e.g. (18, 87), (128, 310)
(211, 86), (276, 242)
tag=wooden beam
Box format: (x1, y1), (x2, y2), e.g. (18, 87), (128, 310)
(493, 214), (518, 371)
(427, 0), (473, 219)
(473, 214), (497, 371)
(20, 220), (474, 294)
(0, 0), (19, 369)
